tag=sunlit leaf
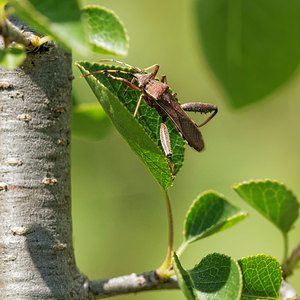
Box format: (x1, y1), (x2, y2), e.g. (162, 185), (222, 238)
(181, 191), (247, 250)
(82, 6), (129, 56)
(234, 179), (299, 233)
(239, 255), (282, 299)
(173, 252), (242, 300)
(76, 61), (186, 189)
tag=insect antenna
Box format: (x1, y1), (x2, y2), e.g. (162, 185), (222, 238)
(81, 69), (134, 78)
(99, 59), (142, 73)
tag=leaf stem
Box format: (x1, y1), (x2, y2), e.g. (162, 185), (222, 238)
(283, 232), (289, 262)
(156, 188), (174, 278)
(175, 242), (187, 257)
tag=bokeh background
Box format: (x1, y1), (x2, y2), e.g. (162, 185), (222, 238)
(72, 0), (300, 298)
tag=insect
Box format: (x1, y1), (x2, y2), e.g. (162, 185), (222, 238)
(82, 59), (218, 179)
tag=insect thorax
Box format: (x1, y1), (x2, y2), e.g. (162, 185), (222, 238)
(144, 80), (169, 100)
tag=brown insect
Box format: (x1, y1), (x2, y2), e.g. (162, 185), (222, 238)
(82, 60), (218, 179)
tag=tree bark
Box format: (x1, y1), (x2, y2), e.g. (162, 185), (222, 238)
(0, 43), (88, 298)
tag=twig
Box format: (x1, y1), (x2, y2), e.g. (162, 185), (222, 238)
(0, 16), (51, 50)
(88, 271), (178, 299)
(0, 18), (37, 47)
(282, 242), (300, 278)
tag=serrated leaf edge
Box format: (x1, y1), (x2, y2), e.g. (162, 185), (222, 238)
(174, 252), (243, 300)
(183, 190), (247, 244)
(196, 253), (243, 300)
(233, 178), (298, 232)
(185, 212), (247, 245)
(238, 254), (282, 300)
(233, 179), (295, 197)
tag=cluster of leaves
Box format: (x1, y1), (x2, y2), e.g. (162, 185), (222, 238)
(0, 0), (129, 141)
(172, 179), (298, 299)
(75, 61), (300, 298)
(1, 0), (129, 66)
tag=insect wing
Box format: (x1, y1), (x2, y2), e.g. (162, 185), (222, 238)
(156, 92), (205, 152)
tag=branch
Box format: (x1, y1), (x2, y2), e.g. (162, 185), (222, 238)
(86, 268), (299, 300)
(89, 271), (178, 299)
(0, 18), (37, 47)
(282, 242), (300, 278)
(0, 16), (50, 50)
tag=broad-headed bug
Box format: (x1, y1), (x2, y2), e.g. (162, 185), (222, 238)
(82, 59), (218, 179)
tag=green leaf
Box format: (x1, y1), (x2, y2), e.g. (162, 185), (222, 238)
(82, 6), (129, 56)
(72, 103), (111, 141)
(195, 0), (300, 108)
(173, 252), (196, 300)
(181, 191), (247, 249)
(0, 44), (26, 70)
(8, 0), (89, 55)
(239, 255), (282, 299)
(76, 61), (186, 189)
(233, 179), (299, 233)
(173, 252), (243, 300)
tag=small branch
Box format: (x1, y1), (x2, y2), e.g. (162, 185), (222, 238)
(89, 271), (178, 299)
(0, 17), (48, 50)
(87, 269), (300, 300)
(282, 242), (300, 278)
(0, 18), (35, 46)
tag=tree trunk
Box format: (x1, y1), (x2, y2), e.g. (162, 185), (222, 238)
(0, 43), (88, 298)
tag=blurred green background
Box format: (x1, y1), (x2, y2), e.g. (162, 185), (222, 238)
(72, 0), (300, 298)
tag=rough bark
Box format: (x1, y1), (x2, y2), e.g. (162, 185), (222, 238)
(0, 44), (88, 298)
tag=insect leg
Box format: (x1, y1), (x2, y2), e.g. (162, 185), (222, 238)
(124, 78), (136, 95)
(160, 76), (177, 97)
(181, 103), (218, 128)
(141, 64), (160, 79)
(160, 119), (175, 180)
(133, 94), (146, 118)
(160, 75), (167, 84)
(134, 92), (159, 117)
